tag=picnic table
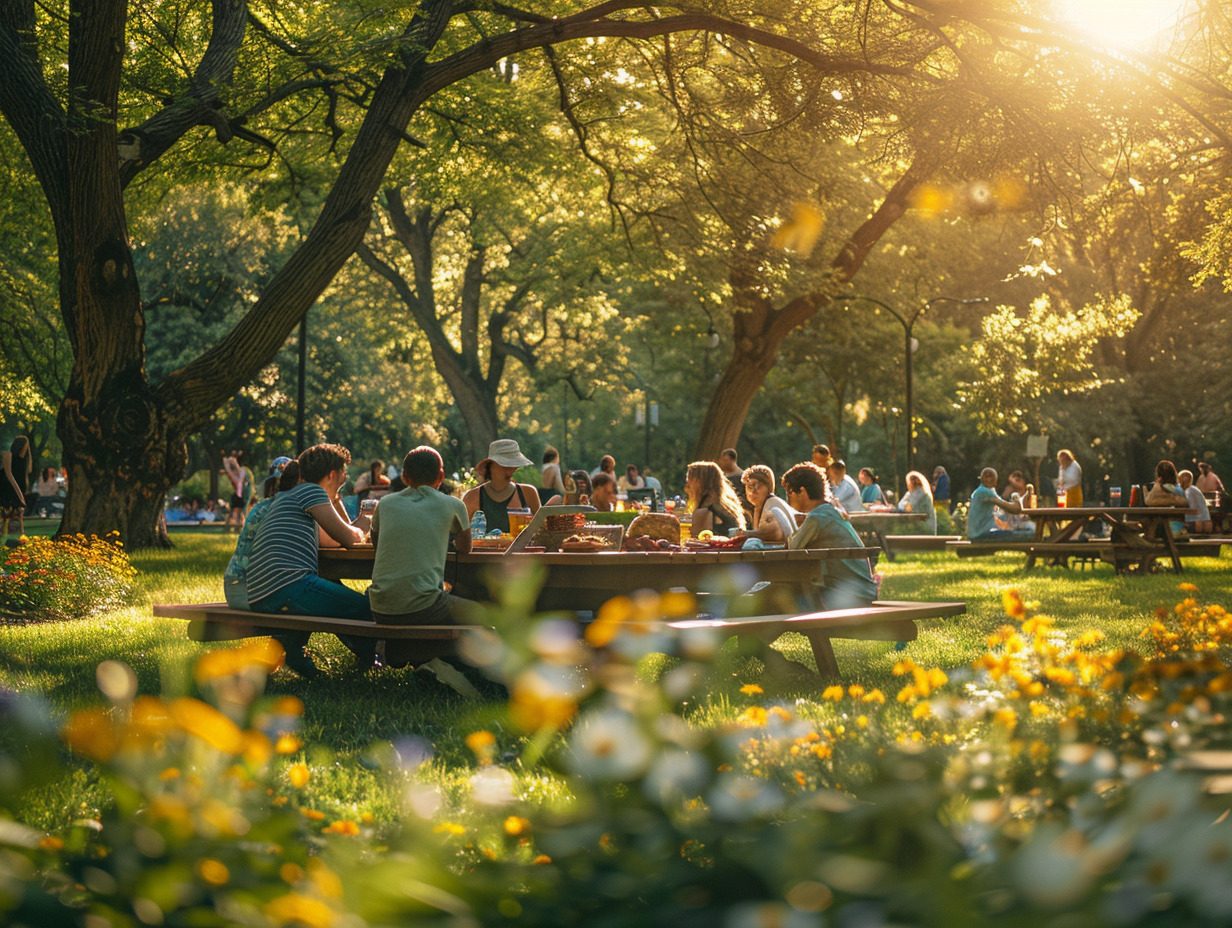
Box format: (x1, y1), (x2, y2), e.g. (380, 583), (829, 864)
(947, 506), (1221, 573)
(846, 510), (928, 560)
(318, 545), (882, 613)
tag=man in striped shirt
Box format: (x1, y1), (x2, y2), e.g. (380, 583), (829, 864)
(247, 443), (371, 678)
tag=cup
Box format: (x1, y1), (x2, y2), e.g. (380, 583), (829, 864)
(359, 498), (379, 517)
(507, 508), (532, 536)
(1057, 494), (1066, 508)
(1109, 487), (1122, 506)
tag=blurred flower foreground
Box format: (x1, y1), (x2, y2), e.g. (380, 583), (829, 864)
(4, 577), (1232, 926)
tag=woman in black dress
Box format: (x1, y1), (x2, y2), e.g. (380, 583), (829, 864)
(1, 436), (33, 543)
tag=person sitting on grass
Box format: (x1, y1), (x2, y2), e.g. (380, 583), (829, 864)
(897, 470), (937, 535)
(1178, 469), (1213, 535)
(369, 446), (476, 631)
(224, 462), (300, 610)
(782, 463), (877, 610)
(967, 467), (1032, 542)
(246, 442), (375, 679)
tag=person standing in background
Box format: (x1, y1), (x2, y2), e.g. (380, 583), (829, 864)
(931, 466), (950, 516)
(1056, 449), (1083, 507)
(1, 436), (32, 544)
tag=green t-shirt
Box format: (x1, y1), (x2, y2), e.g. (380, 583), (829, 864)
(788, 502), (878, 604)
(369, 485), (469, 615)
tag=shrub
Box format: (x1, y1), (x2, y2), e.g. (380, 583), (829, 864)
(0, 533), (136, 623)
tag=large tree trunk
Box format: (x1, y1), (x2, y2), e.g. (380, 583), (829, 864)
(692, 159), (933, 459)
(431, 345), (501, 462)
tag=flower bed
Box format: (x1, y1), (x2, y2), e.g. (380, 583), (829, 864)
(6, 583), (1232, 925)
(0, 533), (136, 623)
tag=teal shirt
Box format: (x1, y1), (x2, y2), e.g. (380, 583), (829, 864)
(788, 503), (878, 604)
(369, 486), (469, 615)
(967, 484), (1000, 539)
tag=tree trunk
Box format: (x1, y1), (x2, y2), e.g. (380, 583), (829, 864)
(692, 158), (933, 460)
(432, 345), (501, 462)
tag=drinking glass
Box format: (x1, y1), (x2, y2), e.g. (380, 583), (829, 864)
(1109, 487), (1122, 506)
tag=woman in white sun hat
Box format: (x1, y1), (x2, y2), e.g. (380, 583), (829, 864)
(462, 439), (541, 534)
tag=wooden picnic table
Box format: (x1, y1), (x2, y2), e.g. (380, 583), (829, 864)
(947, 505), (1212, 573)
(318, 545), (881, 613)
(846, 510), (928, 560)
(1025, 506), (1191, 571)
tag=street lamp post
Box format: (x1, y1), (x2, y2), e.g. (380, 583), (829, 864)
(836, 294), (988, 475)
(295, 314), (307, 455)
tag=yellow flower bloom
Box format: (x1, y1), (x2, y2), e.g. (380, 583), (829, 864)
(434, 822), (466, 835)
(263, 893), (336, 928)
(62, 708), (118, 762)
(170, 698), (244, 754)
(158, 767), (181, 782)
(197, 859), (230, 886)
(274, 734), (303, 755)
(288, 763), (310, 789)
(504, 816), (531, 836)
(739, 684), (764, 696)
(532, 854), (552, 865)
(280, 862), (305, 884)
(322, 820), (360, 836)
(912, 703), (931, 720)
(272, 695), (305, 716)
(738, 706), (769, 727)
(308, 859), (343, 899)
(1002, 589), (1027, 620)
(822, 685), (844, 701)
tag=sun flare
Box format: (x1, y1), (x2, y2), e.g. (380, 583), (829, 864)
(1052, 0), (1190, 50)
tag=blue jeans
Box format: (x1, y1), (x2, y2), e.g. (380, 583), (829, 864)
(250, 574), (372, 658)
(970, 528), (1035, 542)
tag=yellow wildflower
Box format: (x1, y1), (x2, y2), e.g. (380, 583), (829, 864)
(288, 763), (310, 789)
(739, 684), (764, 696)
(263, 893), (335, 928)
(197, 859), (230, 886)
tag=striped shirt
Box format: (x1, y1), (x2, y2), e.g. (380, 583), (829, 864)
(246, 482), (331, 604)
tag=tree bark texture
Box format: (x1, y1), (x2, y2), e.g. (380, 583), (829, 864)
(692, 158), (934, 460)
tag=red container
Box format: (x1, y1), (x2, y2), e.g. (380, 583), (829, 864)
(1129, 485), (1142, 507)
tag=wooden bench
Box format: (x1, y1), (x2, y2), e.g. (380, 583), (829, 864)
(946, 539), (1223, 572)
(665, 599), (967, 680)
(883, 535), (961, 558)
(152, 603), (488, 668)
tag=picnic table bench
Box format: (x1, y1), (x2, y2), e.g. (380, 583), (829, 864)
(947, 531), (1223, 573)
(845, 511), (927, 561)
(153, 597), (966, 683)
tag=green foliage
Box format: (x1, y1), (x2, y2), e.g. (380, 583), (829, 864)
(958, 294), (1140, 436)
(0, 535), (136, 623)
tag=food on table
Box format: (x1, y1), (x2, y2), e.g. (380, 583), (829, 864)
(626, 512), (682, 545)
(562, 533), (611, 547)
(623, 534), (682, 551)
(697, 529), (714, 542)
(545, 512), (587, 533)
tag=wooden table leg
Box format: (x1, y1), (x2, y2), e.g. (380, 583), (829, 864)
(804, 631), (841, 681)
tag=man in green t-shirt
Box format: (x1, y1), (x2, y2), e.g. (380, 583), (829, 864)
(369, 446), (474, 627)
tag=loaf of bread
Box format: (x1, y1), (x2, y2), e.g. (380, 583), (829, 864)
(626, 512), (681, 545)
(545, 512), (586, 533)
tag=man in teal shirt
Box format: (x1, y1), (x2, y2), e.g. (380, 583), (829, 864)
(369, 446), (474, 629)
(967, 467), (1031, 541)
(783, 462), (878, 610)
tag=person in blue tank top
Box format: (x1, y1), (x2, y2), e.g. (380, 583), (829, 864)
(463, 439), (540, 534)
(967, 467), (1031, 542)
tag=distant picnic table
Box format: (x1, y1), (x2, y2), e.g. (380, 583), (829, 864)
(948, 505), (1222, 573)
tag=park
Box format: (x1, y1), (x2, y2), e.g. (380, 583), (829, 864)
(3, 0), (1232, 925)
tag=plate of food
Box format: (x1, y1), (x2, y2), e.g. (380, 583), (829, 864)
(560, 533), (613, 552)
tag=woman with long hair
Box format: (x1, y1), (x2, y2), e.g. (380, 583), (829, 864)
(897, 470), (937, 534)
(685, 460), (746, 537)
(1, 436), (32, 542)
(735, 465), (796, 543)
(857, 467), (886, 506)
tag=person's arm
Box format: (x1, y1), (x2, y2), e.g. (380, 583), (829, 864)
(453, 527), (472, 554)
(308, 501), (365, 547)
(787, 514), (819, 549)
(521, 483), (541, 514)
(763, 502), (794, 543)
(463, 487), (480, 520)
(992, 496), (1023, 514)
(691, 505), (714, 534)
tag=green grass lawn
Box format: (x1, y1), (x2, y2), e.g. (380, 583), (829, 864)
(2, 534), (1229, 833)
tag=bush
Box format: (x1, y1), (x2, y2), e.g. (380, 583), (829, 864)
(0, 533), (136, 623)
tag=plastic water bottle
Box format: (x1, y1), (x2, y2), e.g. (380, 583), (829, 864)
(470, 510), (486, 537)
